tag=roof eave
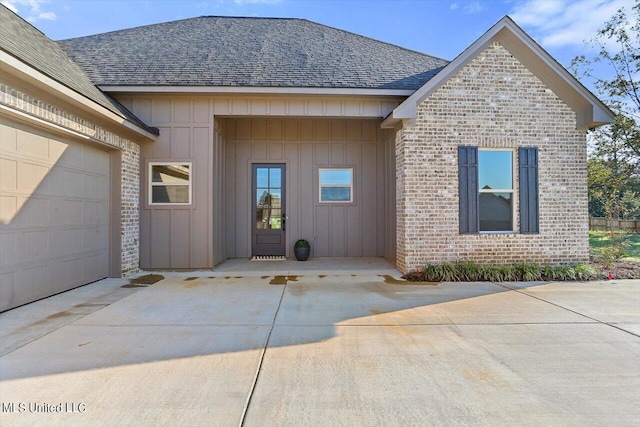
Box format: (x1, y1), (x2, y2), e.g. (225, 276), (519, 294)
(0, 50), (158, 141)
(99, 85), (416, 97)
(388, 16), (615, 131)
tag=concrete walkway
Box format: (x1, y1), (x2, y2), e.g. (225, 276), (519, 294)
(1, 263), (639, 426)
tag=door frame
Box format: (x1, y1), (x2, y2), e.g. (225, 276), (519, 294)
(250, 162), (287, 257)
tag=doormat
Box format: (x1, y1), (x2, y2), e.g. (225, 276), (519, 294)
(251, 256), (286, 261)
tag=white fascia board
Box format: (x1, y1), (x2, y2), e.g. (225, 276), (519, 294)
(0, 51), (156, 140)
(99, 85), (415, 97)
(389, 16), (615, 129)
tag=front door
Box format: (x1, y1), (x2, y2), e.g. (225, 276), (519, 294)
(252, 164), (286, 256)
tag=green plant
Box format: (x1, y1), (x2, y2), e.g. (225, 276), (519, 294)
(597, 245), (625, 268)
(410, 262), (600, 282)
(514, 263), (541, 281)
(294, 239), (310, 248)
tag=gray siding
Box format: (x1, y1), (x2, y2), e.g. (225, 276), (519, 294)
(222, 118), (386, 258)
(121, 97), (215, 269)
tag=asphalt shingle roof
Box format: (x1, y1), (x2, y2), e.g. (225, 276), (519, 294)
(0, 5), (157, 134)
(58, 16), (449, 90)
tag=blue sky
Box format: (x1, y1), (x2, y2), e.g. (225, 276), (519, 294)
(1, 0), (632, 84)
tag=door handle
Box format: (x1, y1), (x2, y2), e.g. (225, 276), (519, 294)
(282, 214), (286, 231)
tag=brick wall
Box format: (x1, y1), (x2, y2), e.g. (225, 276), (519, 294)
(395, 42), (589, 272)
(0, 81), (141, 276)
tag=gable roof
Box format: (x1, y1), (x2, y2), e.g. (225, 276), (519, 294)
(58, 16), (448, 90)
(384, 16), (614, 130)
(0, 5), (157, 136)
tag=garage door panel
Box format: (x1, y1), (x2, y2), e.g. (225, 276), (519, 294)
(17, 197), (49, 228)
(17, 229), (50, 262)
(82, 174), (107, 200)
(48, 167), (82, 198)
(0, 158), (17, 190)
(83, 226), (108, 252)
(51, 198), (82, 226)
(0, 271), (17, 309)
(0, 233), (17, 267)
(18, 161), (49, 195)
(17, 130), (48, 159)
(83, 200), (106, 226)
(17, 263), (51, 302)
(84, 253), (108, 281)
(50, 258), (83, 289)
(51, 228), (83, 258)
(0, 196), (18, 225)
(1, 121), (111, 312)
(82, 146), (109, 174)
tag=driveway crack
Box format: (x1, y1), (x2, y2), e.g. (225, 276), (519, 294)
(494, 282), (640, 338)
(238, 278), (287, 427)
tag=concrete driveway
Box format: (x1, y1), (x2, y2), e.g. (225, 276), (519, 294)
(1, 262), (639, 426)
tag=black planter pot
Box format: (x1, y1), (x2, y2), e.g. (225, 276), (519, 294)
(294, 246), (310, 261)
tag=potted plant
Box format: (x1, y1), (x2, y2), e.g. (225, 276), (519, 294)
(294, 239), (311, 261)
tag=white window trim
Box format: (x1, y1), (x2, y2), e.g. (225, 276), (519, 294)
(478, 149), (515, 233)
(148, 162), (193, 206)
(319, 167), (354, 204)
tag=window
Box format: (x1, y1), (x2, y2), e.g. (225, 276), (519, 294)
(478, 150), (513, 232)
(149, 162), (192, 205)
(319, 168), (353, 203)
(459, 146), (539, 234)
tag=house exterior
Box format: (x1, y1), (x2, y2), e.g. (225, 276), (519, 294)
(0, 7), (613, 311)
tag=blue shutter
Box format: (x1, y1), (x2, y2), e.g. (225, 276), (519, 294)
(519, 147), (539, 233)
(459, 146), (478, 233)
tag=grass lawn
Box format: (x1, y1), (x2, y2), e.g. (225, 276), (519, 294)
(590, 231), (640, 262)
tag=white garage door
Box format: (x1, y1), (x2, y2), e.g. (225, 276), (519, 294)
(0, 119), (110, 311)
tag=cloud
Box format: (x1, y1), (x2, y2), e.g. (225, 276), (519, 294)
(510, 0), (630, 47)
(449, 1), (485, 14)
(1, 0), (57, 22)
(463, 1), (484, 14)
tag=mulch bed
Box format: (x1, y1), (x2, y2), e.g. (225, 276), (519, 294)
(591, 259), (640, 280)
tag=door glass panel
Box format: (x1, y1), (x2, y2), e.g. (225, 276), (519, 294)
(269, 209), (282, 229)
(255, 166), (284, 231)
(270, 189), (282, 208)
(256, 168), (269, 188)
(269, 168), (281, 188)
(257, 189), (270, 206)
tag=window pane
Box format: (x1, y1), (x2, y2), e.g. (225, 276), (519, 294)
(257, 189), (270, 207)
(479, 192), (512, 231)
(478, 151), (512, 190)
(321, 187), (351, 202)
(320, 169), (352, 185)
(270, 190), (282, 208)
(269, 168), (281, 188)
(270, 209), (282, 229)
(152, 164), (189, 183)
(152, 185), (189, 203)
(256, 168), (268, 188)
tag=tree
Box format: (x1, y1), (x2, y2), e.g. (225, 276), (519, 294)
(571, 1), (640, 220)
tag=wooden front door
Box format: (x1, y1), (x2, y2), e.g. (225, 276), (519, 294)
(252, 164), (286, 256)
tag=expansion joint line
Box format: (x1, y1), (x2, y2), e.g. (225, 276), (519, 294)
(238, 280), (288, 427)
(493, 282), (640, 338)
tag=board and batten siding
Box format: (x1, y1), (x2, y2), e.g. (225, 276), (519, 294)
(221, 118), (387, 258)
(115, 95), (399, 267)
(117, 97), (215, 269)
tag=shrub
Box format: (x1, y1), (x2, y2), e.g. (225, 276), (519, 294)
(407, 261), (599, 282)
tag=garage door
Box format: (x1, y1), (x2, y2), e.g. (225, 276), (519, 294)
(0, 119), (110, 311)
